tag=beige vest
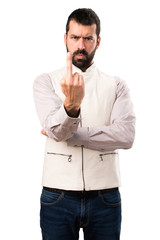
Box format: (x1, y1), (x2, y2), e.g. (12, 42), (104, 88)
(42, 65), (121, 190)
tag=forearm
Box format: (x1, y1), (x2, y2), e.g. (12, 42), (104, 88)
(44, 105), (81, 141)
(67, 119), (135, 151)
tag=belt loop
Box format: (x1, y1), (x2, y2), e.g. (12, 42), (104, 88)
(98, 190), (101, 197)
(61, 191), (65, 198)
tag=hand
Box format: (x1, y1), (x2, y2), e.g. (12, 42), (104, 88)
(60, 52), (85, 117)
(41, 129), (48, 136)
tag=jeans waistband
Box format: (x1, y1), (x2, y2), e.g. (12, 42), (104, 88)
(43, 186), (118, 198)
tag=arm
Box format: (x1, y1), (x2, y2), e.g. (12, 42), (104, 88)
(33, 73), (81, 141)
(67, 78), (136, 151)
(33, 53), (84, 141)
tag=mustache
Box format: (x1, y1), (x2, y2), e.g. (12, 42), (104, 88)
(73, 49), (88, 57)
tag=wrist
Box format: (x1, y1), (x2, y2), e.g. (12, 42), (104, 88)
(64, 106), (80, 118)
(64, 101), (80, 118)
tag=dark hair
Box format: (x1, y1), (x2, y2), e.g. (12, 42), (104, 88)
(66, 8), (101, 38)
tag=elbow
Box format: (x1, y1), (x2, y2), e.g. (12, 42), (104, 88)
(125, 139), (134, 149)
(122, 137), (134, 150)
(123, 125), (136, 149)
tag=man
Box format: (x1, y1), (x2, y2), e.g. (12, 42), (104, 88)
(33, 8), (135, 240)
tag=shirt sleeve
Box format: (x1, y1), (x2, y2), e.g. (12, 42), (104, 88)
(67, 77), (136, 151)
(33, 73), (81, 141)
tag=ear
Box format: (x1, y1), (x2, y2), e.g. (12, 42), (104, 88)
(96, 36), (101, 49)
(64, 33), (67, 46)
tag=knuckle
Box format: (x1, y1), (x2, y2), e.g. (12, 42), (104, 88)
(60, 79), (65, 86)
(68, 82), (73, 87)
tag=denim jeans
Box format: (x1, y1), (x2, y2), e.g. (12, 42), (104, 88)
(40, 188), (121, 240)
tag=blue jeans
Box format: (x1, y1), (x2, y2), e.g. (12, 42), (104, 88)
(40, 188), (121, 240)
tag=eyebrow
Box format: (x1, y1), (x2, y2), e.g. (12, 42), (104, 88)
(70, 34), (94, 39)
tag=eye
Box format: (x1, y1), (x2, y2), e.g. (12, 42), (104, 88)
(71, 35), (79, 40)
(84, 37), (93, 41)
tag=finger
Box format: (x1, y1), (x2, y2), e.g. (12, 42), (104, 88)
(78, 74), (84, 86)
(60, 76), (65, 86)
(73, 72), (79, 86)
(41, 129), (48, 136)
(66, 52), (72, 81)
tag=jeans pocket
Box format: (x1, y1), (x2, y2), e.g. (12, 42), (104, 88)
(40, 189), (64, 206)
(100, 189), (121, 207)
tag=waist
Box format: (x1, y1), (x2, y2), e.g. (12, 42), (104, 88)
(43, 186), (118, 198)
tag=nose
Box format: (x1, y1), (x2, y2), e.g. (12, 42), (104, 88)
(78, 37), (85, 50)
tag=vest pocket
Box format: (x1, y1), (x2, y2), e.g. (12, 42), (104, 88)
(99, 152), (118, 161)
(47, 152), (72, 162)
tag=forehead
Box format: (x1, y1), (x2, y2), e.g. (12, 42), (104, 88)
(68, 20), (97, 36)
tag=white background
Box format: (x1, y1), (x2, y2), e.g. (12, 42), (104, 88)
(0, 0), (160, 239)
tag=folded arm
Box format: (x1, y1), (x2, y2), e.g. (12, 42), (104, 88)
(67, 78), (136, 151)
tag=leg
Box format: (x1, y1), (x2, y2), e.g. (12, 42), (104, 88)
(83, 189), (121, 240)
(40, 189), (80, 240)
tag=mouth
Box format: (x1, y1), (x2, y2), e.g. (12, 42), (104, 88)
(76, 53), (86, 59)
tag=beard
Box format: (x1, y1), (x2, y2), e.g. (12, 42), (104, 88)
(66, 46), (97, 70)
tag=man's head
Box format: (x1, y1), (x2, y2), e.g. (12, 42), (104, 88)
(64, 8), (101, 71)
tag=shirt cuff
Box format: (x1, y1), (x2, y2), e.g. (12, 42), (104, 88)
(60, 104), (81, 126)
(67, 127), (89, 147)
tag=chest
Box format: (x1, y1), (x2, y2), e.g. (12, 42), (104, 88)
(50, 69), (116, 127)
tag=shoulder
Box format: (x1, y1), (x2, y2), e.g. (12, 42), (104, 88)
(96, 68), (122, 92)
(96, 69), (116, 90)
(33, 73), (52, 91)
(48, 67), (66, 81)
(96, 68), (129, 97)
(33, 67), (65, 90)
(114, 76), (129, 97)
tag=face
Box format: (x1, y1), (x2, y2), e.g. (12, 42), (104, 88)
(64, 20), (101, 71)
